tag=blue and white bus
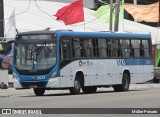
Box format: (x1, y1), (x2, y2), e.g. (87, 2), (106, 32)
(12, 30), (153, 96)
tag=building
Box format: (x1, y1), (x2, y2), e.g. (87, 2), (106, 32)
(125, 0), (159, 5)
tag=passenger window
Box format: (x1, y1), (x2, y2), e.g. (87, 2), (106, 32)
(72, 38), (81, 58)
(98, 39), (107, 57)
(72, 38), (97, 58)
(131, 40), (140, 57)
(120, 40), (130, 57)
(129, 43), (134, 57)
(84, 39), (94, 57)
(61, 40), (71, 60)
(107, 40), (111, 57)
(111, 39), (119, 57)
(142, 40), (150, 57)
(140, 41), (144, 57)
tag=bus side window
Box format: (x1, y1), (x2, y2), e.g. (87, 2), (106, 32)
(111, 39), (119, 57)
(92, 39), (97, 57)
(129, 44), (134, 57)
(131, 40), (140, 57)
(142, 40), (150, 57)
(84, 39), (94, 57)
(120, 39), (130, 57)
(117, 40), (122, 57)
(107, 41), (111, 57)
(140, 42), (144, 57)
(61, 40), (71, 60)
(98, 39), (107, 58)
(72, 38), (81, 58)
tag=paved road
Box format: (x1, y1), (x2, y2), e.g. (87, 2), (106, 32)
(0, 83), (160, 117)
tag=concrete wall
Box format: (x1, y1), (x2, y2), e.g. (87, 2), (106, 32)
(0, 70), (8, 87)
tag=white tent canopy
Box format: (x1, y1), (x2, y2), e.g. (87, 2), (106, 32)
(4, 0), (160, 44)
(123, 20), (160, 45)
(4, 0), (113, 32)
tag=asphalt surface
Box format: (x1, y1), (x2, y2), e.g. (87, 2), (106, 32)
(0, 83), (160, 117)
(0, 83), (160, 97)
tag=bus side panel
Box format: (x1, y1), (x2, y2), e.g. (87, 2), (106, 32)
(98, 59), (119, 85)
(72, 60), (99, 86)
(143, 59), (154, 82)
(124, 59), (144, 83)
(143, 65), (154, 82)
(60, 63), (74, 88)
(60, 59), (99, 87)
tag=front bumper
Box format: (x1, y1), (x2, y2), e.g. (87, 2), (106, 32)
(13, 77), (61, 89)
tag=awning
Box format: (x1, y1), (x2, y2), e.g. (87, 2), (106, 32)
(124, 2), (159, 22)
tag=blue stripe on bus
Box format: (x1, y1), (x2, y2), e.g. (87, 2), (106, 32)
(116, 59), (153, 66)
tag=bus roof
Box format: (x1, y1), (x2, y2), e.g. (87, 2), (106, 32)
(16, 30), (151, 39)
(16, 30), (57, 36)
(57, 31), (151, 39)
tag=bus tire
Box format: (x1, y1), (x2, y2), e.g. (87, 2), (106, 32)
(69, 75), (81, 95)
(113, 73), (130, 92)
(153, 77), (159, 83)
(82, 86), (97, 94)
(33, 88), (45, 96)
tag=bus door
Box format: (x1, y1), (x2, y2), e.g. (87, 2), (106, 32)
(97, 39), (112, 85)
(60, 39), (73, 87)
(82, 39), (98, 86)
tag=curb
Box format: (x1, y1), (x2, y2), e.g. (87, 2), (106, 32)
(0, 88), (33, 97)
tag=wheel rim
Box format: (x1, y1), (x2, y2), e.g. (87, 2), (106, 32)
(75, 80), (80, 91)
(123, 76), (128, 90)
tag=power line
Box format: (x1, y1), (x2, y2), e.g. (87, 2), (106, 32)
(0, 0), (32, 22)
(33, 0), (109, 27)
(1, 0), (120, 30)
(4, 4), (55, 21)
(34, 0), (56, 20)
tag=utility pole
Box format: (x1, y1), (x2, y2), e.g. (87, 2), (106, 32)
(133, 0), (137, 22)
(133, 0), (137, 4)
(0, 0), (4, 37)
(114, 0), (120, 32)
(97, 0), (113, 31)
(109, 0), (113, 31)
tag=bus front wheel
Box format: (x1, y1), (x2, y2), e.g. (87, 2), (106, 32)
(33, 88), (45, 96)
(69, 75), (81, 95)
(113, 73), (130, 92)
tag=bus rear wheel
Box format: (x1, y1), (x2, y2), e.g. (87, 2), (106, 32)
(69, 75), (81, 95)
(153, 77), (159, 83)
(113, 73), (130, 92)
(33, 88), (45, 96)
(82, 86), (97, 94)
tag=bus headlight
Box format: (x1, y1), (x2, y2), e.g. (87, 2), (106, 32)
(50, 71), (57, 79)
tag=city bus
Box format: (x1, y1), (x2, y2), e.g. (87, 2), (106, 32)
(12, 30), (153, 96)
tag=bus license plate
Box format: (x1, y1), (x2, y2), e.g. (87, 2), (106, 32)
(30, 84), (37, 88)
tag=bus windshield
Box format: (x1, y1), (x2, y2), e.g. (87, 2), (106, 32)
(14, 39), (56, 70)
